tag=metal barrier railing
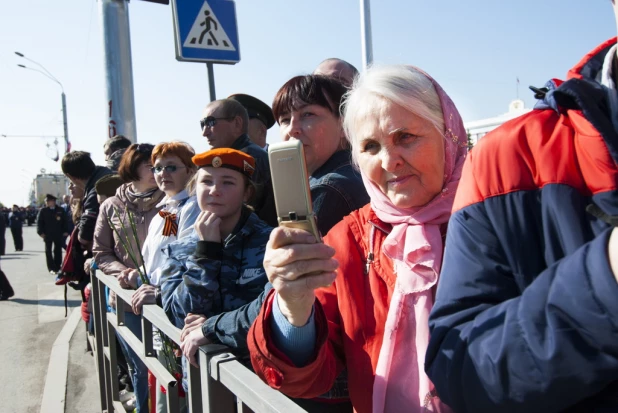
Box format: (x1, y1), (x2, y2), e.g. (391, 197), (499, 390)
(90, 270), (307, 413)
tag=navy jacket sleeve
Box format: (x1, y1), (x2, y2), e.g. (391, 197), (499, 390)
(160, 244), (220, 329)
(79, 188), (100, 243)
(36, 209), (44, 235)
(426, 204), (618, 412)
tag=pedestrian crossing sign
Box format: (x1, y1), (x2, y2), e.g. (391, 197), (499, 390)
(171, 0), (241, 64)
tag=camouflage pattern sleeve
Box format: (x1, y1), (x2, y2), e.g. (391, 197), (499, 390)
(159, 236), (220, 328)
(160, 250), (189, 328)
(174, 254), (221, 319)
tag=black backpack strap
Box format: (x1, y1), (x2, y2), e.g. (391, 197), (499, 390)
(586, 203), (618, 226)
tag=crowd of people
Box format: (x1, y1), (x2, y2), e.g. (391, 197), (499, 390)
(0, 205), (34, 255)
(5, 7), (618, 411)
(70, 58), (372, 412)
(0, 199), (73, 299)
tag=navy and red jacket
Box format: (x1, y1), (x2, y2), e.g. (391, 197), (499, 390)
(426, 38), (618, 412)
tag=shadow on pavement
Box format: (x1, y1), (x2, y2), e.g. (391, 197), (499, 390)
(0, 255), (37, 259)
(1, 252), (44, 259)
(9, 298), (82, 307)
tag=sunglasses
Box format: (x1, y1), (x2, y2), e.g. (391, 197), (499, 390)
(151, 165), (186, 174)
(135, 143), (154, 153)
(200, 116), (235, 130)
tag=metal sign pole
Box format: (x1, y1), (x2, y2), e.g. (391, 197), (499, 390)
(207, 63), (216, 102)
(100, 0), (138, 143)
(61, 92), (69, 153)
(360, 0), (374, 69)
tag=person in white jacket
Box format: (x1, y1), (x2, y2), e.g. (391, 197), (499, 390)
(118, 141), (199, 413)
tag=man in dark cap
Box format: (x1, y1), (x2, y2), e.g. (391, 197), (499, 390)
(228, 94), (275, 149)
(37, 194), (69, 274)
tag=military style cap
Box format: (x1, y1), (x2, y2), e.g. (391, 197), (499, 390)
(45, 194), (57, 201)
(228, 94), (275, 129)
(94, 174), (124, 197)
(192, 148), (256, 177)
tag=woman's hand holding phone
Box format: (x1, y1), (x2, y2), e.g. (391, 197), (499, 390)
(264, 226), (338, 327)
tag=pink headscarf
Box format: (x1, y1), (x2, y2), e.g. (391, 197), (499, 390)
(364, 67), (467, 413)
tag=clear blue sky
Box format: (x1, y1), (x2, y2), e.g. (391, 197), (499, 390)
(0, 0), (615, 205)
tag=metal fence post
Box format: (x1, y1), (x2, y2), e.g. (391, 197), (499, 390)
(142, 316), (155, 358)
(164, 372), (180, 413)
(199, 346), (236, 412)
(96, 273), (115, 411)
(90, 275), (108, 412)
(116, 295), (126, 326)
(107, 318), (121, 405)
(237, 399), (256, 413)
(186, 359), (203, 412)
(102, 350), (114, 411)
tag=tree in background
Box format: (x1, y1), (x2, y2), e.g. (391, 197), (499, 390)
(467, 130), (474, 150)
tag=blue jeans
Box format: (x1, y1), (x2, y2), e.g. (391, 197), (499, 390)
(113, 308), (149, 413)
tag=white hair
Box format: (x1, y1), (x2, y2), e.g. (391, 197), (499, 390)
(342, 65), (444, 165)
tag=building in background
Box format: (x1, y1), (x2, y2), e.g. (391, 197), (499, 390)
(32, 172), (69, 206)
(464, 99), (531, 146)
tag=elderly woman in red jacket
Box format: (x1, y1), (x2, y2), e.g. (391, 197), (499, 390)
(248, 65), (467, 413)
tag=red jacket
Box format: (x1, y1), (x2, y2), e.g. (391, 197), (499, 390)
(249, 204), (430, 412)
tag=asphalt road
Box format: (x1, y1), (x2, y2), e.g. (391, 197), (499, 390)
(66, 319), (100, 413)
(0, 225), (82, 413)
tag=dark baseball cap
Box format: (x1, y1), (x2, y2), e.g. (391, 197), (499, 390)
(228, 94), (275, 129)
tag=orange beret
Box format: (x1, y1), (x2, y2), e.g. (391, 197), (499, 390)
(192, 148), (256, 177)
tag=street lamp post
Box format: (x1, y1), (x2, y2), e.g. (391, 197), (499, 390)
(360, 0), (374, 69)
(100, 0), (138, 143)
(15, 52), (70, 155)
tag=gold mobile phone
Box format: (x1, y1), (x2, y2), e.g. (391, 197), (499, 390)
(268, 140), (321, 242)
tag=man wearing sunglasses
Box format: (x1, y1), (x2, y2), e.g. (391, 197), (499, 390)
(200, 99), (277, 227)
